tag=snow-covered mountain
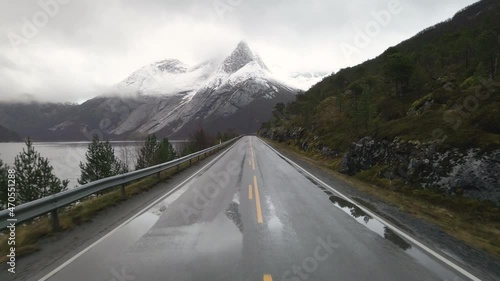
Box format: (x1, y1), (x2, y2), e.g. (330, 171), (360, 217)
(20, 41), (299, 140)
(113, 41), (276, 97)
(271, 69), (331, 91)
(288, 71), (331, 89)
(114, 58), (219, 97)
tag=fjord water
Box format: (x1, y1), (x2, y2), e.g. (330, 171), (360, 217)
(0, 141), (188, 188)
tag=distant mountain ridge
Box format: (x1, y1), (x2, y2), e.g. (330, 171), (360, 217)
(0, 124), (21, 142)
(0, 102), (78, 141)
(0, 42), (299, 140)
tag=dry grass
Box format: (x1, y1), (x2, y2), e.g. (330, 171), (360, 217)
(0, 153), (209, 262)
(267, 139), (500, 257)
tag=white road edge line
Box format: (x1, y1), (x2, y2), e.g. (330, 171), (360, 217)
(39, 140), (241, 281)
(259, 137), (482, 281)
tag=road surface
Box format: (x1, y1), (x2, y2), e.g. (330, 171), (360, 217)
(40, 136), (478, 281)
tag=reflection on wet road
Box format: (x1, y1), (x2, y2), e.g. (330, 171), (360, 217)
(226, 196), (243, 232)
(329, 195), (411, 250)
(42, 136), (477, 281)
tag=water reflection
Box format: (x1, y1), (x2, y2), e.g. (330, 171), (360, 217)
(265, 196), (284, 236)
(330, 196), (371, 222)
(225, 201), (243, 232)
(384, 227), (412, 251)
(329, 195), (412, 250)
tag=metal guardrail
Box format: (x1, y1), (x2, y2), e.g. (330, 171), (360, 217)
(0, 136), (242, 231)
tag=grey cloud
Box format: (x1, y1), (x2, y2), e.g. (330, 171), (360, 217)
(0, 0), (479, 103)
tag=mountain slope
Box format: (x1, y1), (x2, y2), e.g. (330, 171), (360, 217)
(0, 124), (21, 142)
(0, 102), (77, 141)
(260, 0), (500, 204)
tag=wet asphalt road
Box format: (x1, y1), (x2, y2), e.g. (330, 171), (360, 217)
(41, 136), (473, 281)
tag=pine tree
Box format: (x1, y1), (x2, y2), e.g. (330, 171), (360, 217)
(410, 64), (429, 97)
(189, 127), (213, 151)
(347, 82), (363, 134)
(157, 138), (177, 164)
(358, 88), (375, 131)
(383, 52), (415, 96)
(136, 135), (159, 170)
(0, 158), (10, 209)
(14, 138), (69, 204)
(335, 95), (345, 113)
(348, 86), (374, 134)
(78, 135), (127, 185)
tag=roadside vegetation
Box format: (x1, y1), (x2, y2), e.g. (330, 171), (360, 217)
(0, 138), (68, 209)
(78, 135), (128, 185)
(135, 134), (177, 170)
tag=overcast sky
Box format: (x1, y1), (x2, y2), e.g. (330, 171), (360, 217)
(0, 0), (478, 103)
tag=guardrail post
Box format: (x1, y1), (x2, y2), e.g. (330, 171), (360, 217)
(157, 171), (161, 180)
(51, 209), (60, 232)
(176, 164), (180, 172)
(121, 184), (126, 198)
(189, 159), (192, 166)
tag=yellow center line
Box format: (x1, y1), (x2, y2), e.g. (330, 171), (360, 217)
(252, 157), (255, 170)
(263, 274), (273, 281)
(248, 184), (253, 200)
(253, 175), (263, 224)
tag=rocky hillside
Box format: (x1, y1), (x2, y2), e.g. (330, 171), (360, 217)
(260, 0), (500, 204)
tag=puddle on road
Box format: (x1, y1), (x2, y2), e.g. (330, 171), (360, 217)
(265, 196), (284, 236)
(225, 193), (243, 232)
(226, 202), (243, 232)
(328, 195), (467, 281)
(329, 195), (411, 251)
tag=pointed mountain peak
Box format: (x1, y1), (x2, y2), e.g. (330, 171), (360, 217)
(235, 40), (252, 53)
(221, 41), (257, 73)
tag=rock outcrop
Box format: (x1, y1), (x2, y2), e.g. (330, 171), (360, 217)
(261, 128), (500, 205)
(340, 137), (500, 204)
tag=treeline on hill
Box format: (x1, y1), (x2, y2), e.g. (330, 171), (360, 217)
(262, 0), (500, 151)
(0, 127), (238, 209)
